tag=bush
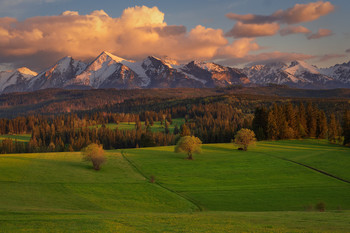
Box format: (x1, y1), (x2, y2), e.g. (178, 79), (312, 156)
(315, 202), (325, 212)
(150, 175), (155, 183)
(82, 143), (106, 170)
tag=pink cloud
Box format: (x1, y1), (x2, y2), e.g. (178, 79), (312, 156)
(307, 28), (333, 39)
(215, 38), (261, 58)
(0, 6), (255, 69)
(317, 54), (346, 62)
(279, 26), (311, 36)
(226, 1), (335, 25)
(217, 51), (315, 66)
(225, 22), (280, 38)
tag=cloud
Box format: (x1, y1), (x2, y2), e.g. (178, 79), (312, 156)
(226, 1), (335, 25)
(226, 22), (280, 38)
(0, 6), (266, 70)
(317, 54), (346, 62)
(217, 51), (314, 66)
(215, 38), (261, 58)
(279, 26), (311, 36)
(0, 63), (14, 71)
(307, 28), (333, 39)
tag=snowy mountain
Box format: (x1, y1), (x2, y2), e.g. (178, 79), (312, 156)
(181, 61), (249, 87)
(27, 56), (87, 91)
(243, 60), (347, 89)
(69, 51), (144, 89)
(0, 67), (37, 93)
(0, 52), (349, 94)
(319, 61), (350, 84)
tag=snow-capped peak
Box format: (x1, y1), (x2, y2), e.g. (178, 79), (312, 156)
(193, 61), (225, 72)
(16, 67), (37, 77)
(98, 51), (132, 64)
(285, 60), (320, 75)
(162, 57), (179, 67)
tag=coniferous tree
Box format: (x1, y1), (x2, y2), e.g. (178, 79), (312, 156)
(306, 104), (317, 138)
(343, 110), (350, 146)
(328, 113), (339, 143)
(180, 124), (191, 136)
(317, 111), (328, 139)
(267, 111), (278, 140)
(252, 107), (268, 140)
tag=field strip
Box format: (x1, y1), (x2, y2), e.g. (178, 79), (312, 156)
(120, 151), (203, 212)
(259, 152), (350, 184)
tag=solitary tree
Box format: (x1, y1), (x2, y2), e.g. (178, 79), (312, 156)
(234, 128), (256, 151)
(175, 136), (202, 160)
(82, 143), (106, 170)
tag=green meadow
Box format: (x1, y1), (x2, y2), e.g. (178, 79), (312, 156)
(0, 140), (349, 232)
(0, 134), (31, 142)
(92, 118), (185, 133)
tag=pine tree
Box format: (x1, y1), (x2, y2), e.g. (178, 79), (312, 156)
(180, 124), (191, 136)
(317, 111), (328, 139)
(342, 110), (350, 146)
(252, 107), (268, 140)
(328, 113), (338, 143)
(267, 111), (278, 140)
(306, 104), (317, 138)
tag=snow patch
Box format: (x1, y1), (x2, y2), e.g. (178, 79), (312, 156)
(17, 67), (37, 77)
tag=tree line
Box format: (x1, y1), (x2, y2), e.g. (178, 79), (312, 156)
(0, 101), (349, 154)
(252, 102), (349, 144)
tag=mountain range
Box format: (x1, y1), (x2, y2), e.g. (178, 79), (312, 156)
(0, 51), (349, 93)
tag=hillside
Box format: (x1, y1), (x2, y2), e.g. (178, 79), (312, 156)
(0, 86), (350, 117)
(0, 140), (349, 232)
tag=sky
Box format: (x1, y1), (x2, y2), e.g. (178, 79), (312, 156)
(0, 0), (349, 71)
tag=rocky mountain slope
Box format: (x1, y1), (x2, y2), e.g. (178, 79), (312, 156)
(242, 60), (346, 89)
(0, 51), (349, 93)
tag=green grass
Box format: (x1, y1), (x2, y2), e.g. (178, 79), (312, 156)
(0, 140), (349, 232)
(0, 211), (349, 233)
(259, 139), (350, 181)
(0, 134), (31, 142)
(92, 118), (185, 133)
(0, 151), (194, 213)
(125, 140), (350, 212)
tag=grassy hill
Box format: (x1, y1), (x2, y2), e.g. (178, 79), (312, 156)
(0, 140), (349, 232)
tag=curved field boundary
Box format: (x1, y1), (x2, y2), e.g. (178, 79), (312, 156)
(120, 150), (203, 212)
(260, 152), (350, 184)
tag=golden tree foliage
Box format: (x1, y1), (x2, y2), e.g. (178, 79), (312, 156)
(175, 136), (202, 160)
(234, 128), (256, 151)
(82, 143), (106, 170)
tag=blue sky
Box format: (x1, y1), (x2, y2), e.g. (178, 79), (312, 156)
(0, 0), (349, 70)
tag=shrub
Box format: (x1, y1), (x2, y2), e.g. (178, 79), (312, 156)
(82, 143), (106, 171)
(315, 202), (325, 212)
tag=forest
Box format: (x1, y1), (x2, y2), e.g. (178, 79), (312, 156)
(0, 90), (349, 154)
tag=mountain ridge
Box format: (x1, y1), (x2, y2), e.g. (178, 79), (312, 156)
(0, 52), (349, 94)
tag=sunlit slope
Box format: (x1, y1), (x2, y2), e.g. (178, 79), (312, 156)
(125, 140), (350, 211)
(0, 152), (196, 213)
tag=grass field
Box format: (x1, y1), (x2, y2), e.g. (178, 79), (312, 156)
(92, 118), (185, 133)
(0, 140), (349, 232)
(0, 134), (31, 142)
